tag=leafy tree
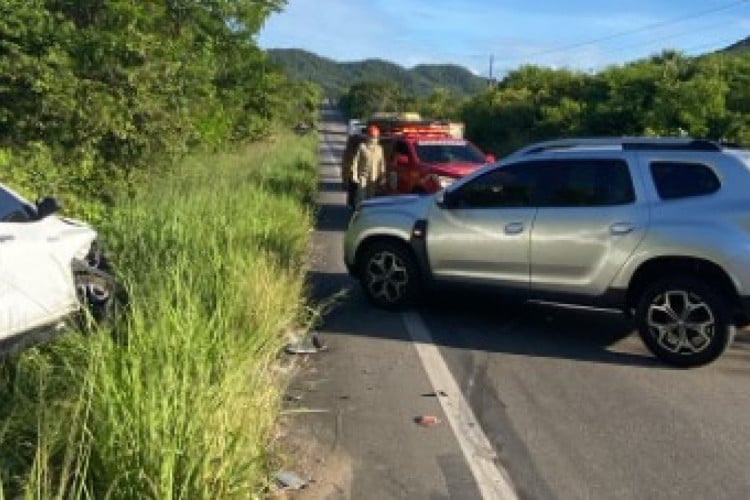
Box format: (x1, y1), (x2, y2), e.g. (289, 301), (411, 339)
(339, 80), (412, 118)
(460, 50), (750, 155)
(0, 0), (296, 214)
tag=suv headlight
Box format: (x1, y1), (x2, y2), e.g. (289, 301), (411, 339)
(437, 175), (455, 188)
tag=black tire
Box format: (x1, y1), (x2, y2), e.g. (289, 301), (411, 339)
(635, 276), (735, 367)
(358, 241), (421, 309)
(74, 268), (119, 324)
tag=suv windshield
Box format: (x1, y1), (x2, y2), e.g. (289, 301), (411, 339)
(415, 141), (485, 164)
(0, 186), (35, 222)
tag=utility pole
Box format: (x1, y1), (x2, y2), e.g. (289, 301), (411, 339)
(488, 54), (497, 88)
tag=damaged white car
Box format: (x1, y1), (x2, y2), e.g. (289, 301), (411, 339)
(0, 183), (116, 345)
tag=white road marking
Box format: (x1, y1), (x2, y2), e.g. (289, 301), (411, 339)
(402, 311), (518, 500)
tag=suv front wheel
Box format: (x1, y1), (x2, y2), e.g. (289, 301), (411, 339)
(358, 241), (421, 309)
(635, 276), (735, 367)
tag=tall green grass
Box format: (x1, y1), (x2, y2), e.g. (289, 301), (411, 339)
(0, 131), (318, 498)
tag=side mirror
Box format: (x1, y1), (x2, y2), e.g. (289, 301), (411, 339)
(36, 196), (61, 218)
(485, 154), (496, 163)
(396, 154), (410, 166)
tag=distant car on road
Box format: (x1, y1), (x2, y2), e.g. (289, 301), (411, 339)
(348, 119), (365, 136)
(344, 137), (750, 367)
(0, 183), (116, 346)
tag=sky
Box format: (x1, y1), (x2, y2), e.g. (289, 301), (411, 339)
(258, 0), (750, 75)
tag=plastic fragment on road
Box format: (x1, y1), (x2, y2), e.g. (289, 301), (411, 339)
(284, 332), (328, 355)
(274, 471), (308, 490)
(414, 415), (441, 427)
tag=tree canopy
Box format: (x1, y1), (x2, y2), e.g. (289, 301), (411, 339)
(338, 50), (750, 156)
(0, 0), (320, 217)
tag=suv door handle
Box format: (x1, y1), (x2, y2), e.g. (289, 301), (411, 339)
(610, 222), (635, 235)
(505, 222), (525, 235)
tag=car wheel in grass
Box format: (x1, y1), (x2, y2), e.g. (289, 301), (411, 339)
(75, 268), (118, 324)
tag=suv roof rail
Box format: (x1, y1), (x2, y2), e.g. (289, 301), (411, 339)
(515, 137), (724, 156)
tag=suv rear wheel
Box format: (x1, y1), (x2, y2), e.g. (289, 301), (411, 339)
(359, 241), (420, 309)
(635, 276), (735, 367)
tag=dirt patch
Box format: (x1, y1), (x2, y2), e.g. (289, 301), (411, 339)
(274, 411), (353, 499)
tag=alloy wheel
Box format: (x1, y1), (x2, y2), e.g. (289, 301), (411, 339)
(365, 250), (410, 304)
(646, 290), (715, 355)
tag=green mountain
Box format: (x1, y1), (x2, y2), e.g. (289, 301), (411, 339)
(723, 36), (750, 53)
(267, 48), (487, 97)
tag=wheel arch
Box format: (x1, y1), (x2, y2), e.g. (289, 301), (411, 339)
(354, 235), (418, 278)
(626, 256), (741, 316)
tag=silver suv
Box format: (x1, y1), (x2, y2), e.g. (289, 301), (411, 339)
(344, 138), (750, 367)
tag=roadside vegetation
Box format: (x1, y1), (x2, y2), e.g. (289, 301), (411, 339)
(0, 132), (318, 497)
(0, 0), (320, 218)
(339, 50), (750, 156)
(0, 0), (321, 497)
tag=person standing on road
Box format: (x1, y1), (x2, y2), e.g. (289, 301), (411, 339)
(351, 125), (385, 207)
(341, 136), (359, 209)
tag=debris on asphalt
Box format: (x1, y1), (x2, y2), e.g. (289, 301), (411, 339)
(414, 415), (441, 427)
(274, 471), (308, 491)
(284, 332), (328, 354)
(284, 344), (319, 355)
(311, 332), (326, 349)
(421, 391), (447, 398)
(283, 330), (328, 355)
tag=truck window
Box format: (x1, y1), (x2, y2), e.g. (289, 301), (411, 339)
(415, 142), (485, 164)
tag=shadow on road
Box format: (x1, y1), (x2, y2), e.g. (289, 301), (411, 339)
(314, 203), (351, 232)
(307, 267), (674, 368)
(424, 290), (662, 367)
(318, 181), (344, 193)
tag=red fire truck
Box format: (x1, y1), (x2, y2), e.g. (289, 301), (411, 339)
(369, 119), (494, 194)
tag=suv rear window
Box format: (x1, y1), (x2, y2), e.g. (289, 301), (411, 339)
(650, 162), (720, 200)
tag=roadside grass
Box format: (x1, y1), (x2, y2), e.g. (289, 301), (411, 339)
(0, 131), (318, 498)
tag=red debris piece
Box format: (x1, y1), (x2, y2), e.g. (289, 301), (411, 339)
(414, 415), (441, 427)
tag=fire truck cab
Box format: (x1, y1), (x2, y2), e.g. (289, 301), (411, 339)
(374, 120), (495, 194)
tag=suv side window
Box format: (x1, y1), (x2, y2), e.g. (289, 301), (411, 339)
(453, 164), (536, 208)
(0, 188), (33, 222)
(536, 159), (635, 207)
(650, 161), (720, 200)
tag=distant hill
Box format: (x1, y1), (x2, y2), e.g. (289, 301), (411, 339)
(722, 36), (750, 53)
(267, 48), (487, 97)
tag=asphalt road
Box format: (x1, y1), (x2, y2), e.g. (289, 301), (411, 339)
(286, 105), (750, 500)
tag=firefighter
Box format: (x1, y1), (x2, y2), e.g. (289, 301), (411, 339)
(351, 125), (385, 206)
